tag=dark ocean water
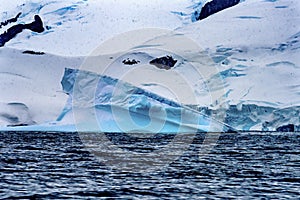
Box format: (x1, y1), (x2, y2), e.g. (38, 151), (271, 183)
(0, 131), (299, 199)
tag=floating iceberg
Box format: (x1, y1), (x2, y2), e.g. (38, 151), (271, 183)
(57, 68), (232, 133)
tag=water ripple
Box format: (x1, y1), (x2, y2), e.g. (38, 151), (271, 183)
(0, 132), (299, 199)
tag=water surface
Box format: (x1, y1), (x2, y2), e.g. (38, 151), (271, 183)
(1, 132), (299, 199)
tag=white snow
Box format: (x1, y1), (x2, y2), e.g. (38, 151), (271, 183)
(0, 48), (83, 126)
(175, 0), (300, 108)
(1, 0), (194, 56)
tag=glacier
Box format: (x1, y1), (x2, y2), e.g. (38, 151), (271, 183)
(0, 0), (299, 132)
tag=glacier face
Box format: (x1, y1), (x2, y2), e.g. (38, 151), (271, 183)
(195, 104), (300, 132)
(0, 0), (299, 132)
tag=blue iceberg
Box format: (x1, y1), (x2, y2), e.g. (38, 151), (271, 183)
(58, 68), (233, 133)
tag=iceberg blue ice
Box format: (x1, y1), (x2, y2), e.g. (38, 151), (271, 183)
(58, 68), (232, 133)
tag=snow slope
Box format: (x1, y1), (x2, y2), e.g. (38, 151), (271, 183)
(0, 0), (196, 56)
(0, 48), (83, 126)
(178, 0), (300, 108)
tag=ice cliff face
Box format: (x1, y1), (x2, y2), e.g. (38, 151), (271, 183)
(0, 0), (299, 132)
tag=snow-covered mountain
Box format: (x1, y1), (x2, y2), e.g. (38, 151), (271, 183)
(0, 0), (299, 132)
